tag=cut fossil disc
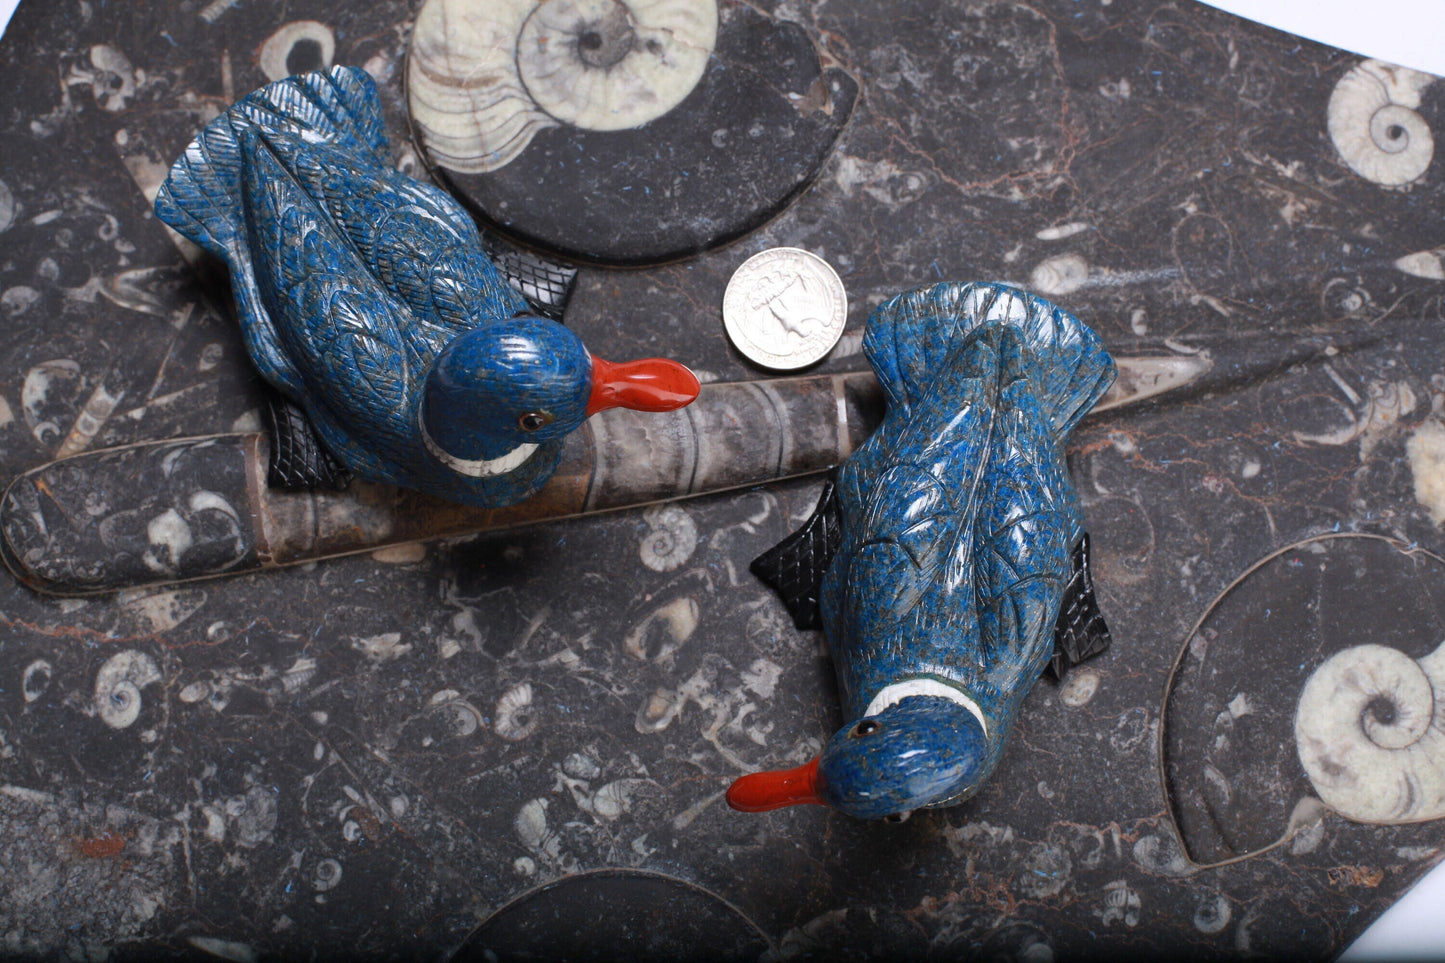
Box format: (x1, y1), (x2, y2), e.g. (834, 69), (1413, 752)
(408, 0), (718, 174)
(1160, 534), (1445, 866)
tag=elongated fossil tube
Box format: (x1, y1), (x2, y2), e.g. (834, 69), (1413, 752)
(1, 373), (883, 595)
(3, 335), (1291, 597)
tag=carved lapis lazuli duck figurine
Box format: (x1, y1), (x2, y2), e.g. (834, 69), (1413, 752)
(154, 66), (698, 508)
(729, 282), (1117, 820)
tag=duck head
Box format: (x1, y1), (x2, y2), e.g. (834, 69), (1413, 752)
(421, 315), (699, 477)
(726, 685), (990, 820)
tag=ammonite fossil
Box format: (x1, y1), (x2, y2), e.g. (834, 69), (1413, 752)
(405, 0), (858, 265)
(407, 0), (718, 174)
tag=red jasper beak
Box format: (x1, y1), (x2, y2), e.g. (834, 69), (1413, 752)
(586, 356), (700, 417)
(726, 757), (825, 812)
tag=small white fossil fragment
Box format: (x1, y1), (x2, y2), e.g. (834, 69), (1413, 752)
(591, 779), (648, 819)
(89, 45), (137, 112)
(312, 857), (343, 892)
(1192, 893), (1232, 935)
(258, 21), (335, 83)
(352, 632), (411, 662)
(1409, 419), (1445, 525)
(1395, 248), (1445, 280)
(622, 596), (700, 661)
(94, 650), (161, 729)
(1029, 253), (1090, 296)
(187, 937), (257, 963)
(179, 680), (211, 704)
(494, 682), (539, 741)
(21, 659), (52, 703)
(1060, 667), (1100, 707)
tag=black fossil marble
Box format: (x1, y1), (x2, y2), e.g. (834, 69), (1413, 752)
(0, 0), (1443, 960)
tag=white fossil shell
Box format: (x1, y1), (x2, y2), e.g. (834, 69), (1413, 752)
(1059, 666), (1100, 707)
(258, 21), (335, 83)
(88, 45), (136, 113)
(622, 595), (699, 661)
(408, 0), (718, 174)
(1029, 253), (1090, 296)
(638, 504), (698, 572)
(1294, 641), (1445, 823)
(22, 659), (52, 703)
(494, 681), (539, 740)
(1327, 59), (1436, 187)
(312, 857), (343, 892)
(94, 650), (161, 729)
(1395, 248), (1445, 280)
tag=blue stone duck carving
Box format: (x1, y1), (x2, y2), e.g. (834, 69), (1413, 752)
(155, 66), (698, 508)
(729, 282), (1117, 820)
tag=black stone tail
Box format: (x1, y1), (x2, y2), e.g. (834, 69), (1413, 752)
(482, 233), (577, 321)
(264, 393), (352, 490)
(749, 479), (843, 630)
(1046, 533), (1112, 680)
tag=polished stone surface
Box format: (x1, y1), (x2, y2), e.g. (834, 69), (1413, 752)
(0, 0), (1443, 959)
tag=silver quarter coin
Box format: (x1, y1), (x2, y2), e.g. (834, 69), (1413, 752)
(722, 248), (847, 371)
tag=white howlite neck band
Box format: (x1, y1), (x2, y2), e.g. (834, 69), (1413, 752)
(420, 412), (537, 479)
(863, 679), (989, 738)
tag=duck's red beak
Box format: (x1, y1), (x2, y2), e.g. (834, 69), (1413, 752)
(586, 356), (700, 417)
(726, 757), (825, 812)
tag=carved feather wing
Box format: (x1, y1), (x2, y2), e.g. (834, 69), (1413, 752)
(971, 328), (1076, 688)
(822, 325), (1004, 708)
(240, 132), (416, 479)
(260, 137), (528, 340)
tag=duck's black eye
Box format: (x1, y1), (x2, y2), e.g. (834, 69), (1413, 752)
(851, 719), (882, 738)
(518, 411), (553, 432)
(883, 810), (912, 824)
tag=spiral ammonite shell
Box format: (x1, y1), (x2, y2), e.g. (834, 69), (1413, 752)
(1327, 58), (1436, 187)
(1294, 641), (1445, 823)
(408, 0), (718, 174)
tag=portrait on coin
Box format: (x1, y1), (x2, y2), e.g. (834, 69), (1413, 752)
(749, 267), (829, 346)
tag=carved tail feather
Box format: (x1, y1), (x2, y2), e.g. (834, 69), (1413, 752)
(154, 66), (389, 258)
(863, 282), (1117, 440)
(1046, 533), (1112, 679)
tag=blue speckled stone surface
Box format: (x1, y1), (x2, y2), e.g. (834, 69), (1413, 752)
(814, 282), (1116, 817)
